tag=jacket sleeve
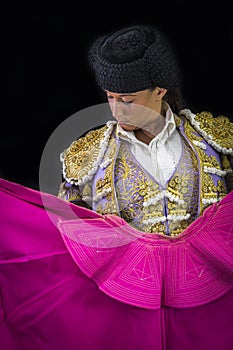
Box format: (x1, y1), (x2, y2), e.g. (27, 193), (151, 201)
(57, 180), (92, 210)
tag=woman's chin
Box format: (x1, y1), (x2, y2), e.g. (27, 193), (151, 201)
(118, 122), (138, 131)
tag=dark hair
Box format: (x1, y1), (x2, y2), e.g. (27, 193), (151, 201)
(148, 86), (184, 115)
(163, 88), (184, 115)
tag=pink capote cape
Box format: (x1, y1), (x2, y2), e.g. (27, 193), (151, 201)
(1, 177), (233, 350)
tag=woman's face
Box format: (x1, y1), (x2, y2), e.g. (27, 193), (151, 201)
(106, 88), (166, 131)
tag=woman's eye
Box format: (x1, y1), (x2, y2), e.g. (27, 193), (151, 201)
(106, 96), (133, 104)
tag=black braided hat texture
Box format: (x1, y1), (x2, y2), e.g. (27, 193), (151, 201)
(88, 25), (181, 93)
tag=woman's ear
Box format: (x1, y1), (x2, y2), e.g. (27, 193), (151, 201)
(154, 87), (167, 100)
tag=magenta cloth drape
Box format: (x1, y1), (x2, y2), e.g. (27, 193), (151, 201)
(1, 177), (233, 350)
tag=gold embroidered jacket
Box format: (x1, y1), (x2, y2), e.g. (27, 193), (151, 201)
(58, 109), (233, 236)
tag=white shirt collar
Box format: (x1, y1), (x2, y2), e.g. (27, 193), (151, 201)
(116, 102), (177, 146)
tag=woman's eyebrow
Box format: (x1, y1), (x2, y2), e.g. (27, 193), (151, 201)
(118, 94), (137, 97)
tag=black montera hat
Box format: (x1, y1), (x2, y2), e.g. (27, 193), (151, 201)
(88, 25), (181, 93)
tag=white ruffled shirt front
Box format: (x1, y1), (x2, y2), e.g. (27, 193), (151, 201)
(116, 103), (182, 187)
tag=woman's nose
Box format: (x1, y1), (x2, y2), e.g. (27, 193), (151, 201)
(110, 100), (124, 119)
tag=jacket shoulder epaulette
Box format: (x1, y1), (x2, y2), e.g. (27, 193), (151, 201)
(61, 121), (116, 186)
(180, 109), (233, 155)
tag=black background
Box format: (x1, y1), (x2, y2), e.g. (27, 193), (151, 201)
(2, 4), (233, 190)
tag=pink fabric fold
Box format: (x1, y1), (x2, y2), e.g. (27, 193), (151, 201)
(58, 190), (233, 309)
(1, 177), (233, 350)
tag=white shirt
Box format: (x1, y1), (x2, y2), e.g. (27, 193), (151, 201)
(116, 103), (182, 187)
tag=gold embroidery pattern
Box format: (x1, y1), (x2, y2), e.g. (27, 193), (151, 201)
(57, 181), (82, 202)
(96, 201), (118, 215)
(143, 180), (166, 233)
(143, 191), (166, 234)
(221, 154), (231, 170)
(174, 114), (182, 127)
(195, 111), (233, 150)
(221, 155), (233, 192)
(96, 168), (111, 195)
(183, 116), (228, 213)
(115, 146), (148, 223)
(182, 116), (203, 143)
(163, 140), (199, 236)
(198, 148), (221, 169)
(115, 140), (199, 236)
(95, 137), (119, 216)
(82, 183), (92, 198)
(202, 174), (227, 202)
(62, 124), (109, 181)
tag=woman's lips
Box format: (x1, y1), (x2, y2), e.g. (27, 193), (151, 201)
(119, 121), (131, 126)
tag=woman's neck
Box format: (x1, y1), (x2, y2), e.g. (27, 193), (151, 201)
(134, 106), (166, 144)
